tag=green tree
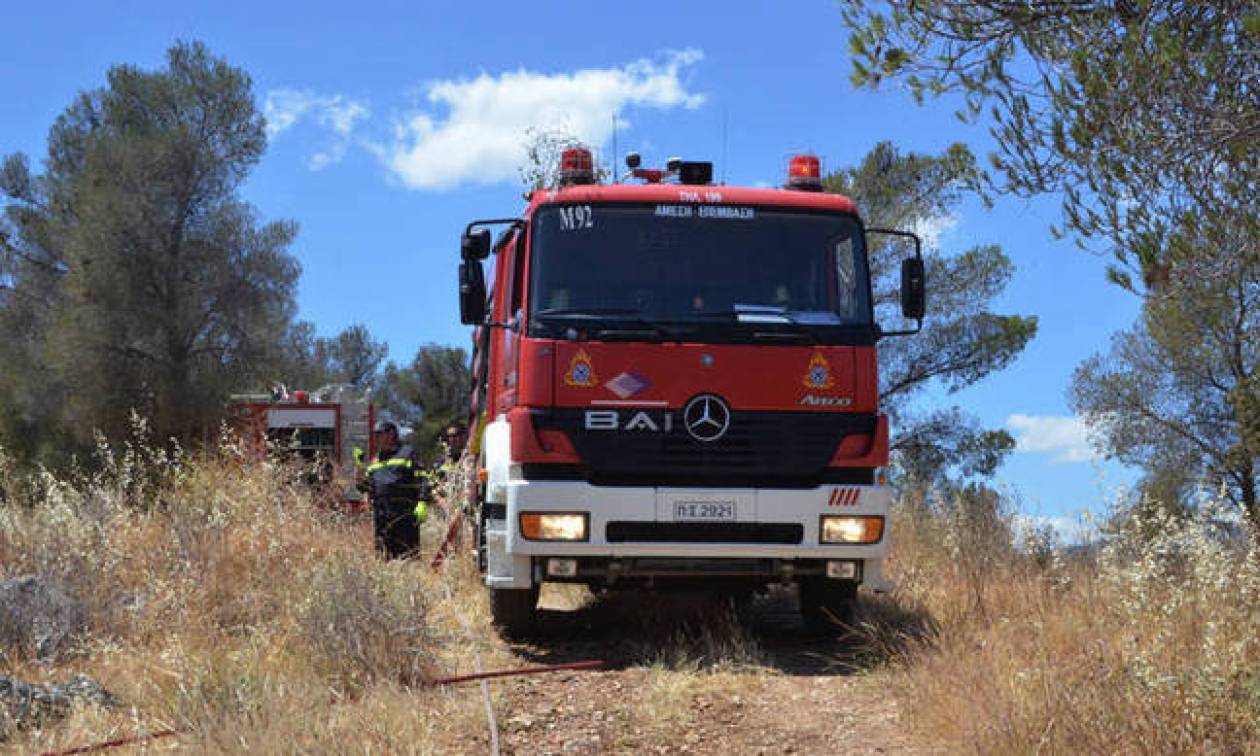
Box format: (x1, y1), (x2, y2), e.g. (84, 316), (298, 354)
(842, 4), (1260, 519)
(316, 324), (388, 388)
(0, 41), (300, 451)
(840, 1), (1260, 292)
(828, 142), (1037, 489)
(1071, 234), (1260, 527)
(377, 345), (471, 458)
(272, 322), (388, 391)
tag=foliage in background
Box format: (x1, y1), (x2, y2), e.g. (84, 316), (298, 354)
(841, 0), (1260, 292)
(826, 142), (1036, 490)
(0, 42), (300, 458)
(842, 1), (1260, 520)
(1072, 239), (1260, 527)
(279, 322), (389, 390)
(377, 344), (471, 459)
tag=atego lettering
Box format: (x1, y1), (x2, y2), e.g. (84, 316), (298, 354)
(800, 394), (852, 407)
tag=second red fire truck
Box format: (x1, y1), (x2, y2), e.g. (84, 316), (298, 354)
(459, 150), (924, 634)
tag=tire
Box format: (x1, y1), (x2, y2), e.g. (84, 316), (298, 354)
(799, 578), (858, 635)
(489, 586), (539, 639)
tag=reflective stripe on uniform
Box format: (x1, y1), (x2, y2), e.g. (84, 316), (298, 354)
(366, 457), (413, 473)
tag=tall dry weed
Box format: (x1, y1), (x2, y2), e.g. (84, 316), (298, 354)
(884, 485), (1260, 753)
(0, 432), (493, 753)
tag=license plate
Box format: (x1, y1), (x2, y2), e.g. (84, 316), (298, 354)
(673, 500), (737, 521)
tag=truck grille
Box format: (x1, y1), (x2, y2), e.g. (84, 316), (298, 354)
(530, 408), (876, 488)
(606, 522), (803, 544)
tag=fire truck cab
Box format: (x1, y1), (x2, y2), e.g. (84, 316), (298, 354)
(459, 151), (924, 635)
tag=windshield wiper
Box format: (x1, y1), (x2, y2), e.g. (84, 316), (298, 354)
(532, 307), (683, 341)
(595, 324), (675, 341)
(695, 304), (791, 320)
(534, 306), (644, 318)
(694, 305), (830, 341)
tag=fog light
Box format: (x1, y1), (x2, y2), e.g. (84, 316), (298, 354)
(820, 515), (884, 544)
(547, 558), (578, 577)
(826, 560), (859, 580)
(519, 512), (589, 541)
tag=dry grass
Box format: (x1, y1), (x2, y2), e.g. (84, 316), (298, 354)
(3, 429), (1256, 753)
(873, 491), (1260, 754)
(0, 434), (508, 754)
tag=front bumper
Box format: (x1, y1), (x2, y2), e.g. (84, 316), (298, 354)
(485, 479), (892, 590)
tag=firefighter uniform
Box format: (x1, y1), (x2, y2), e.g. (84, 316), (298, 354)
(365, 444), (430, 559)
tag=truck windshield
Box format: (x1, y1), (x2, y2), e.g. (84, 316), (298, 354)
(528, 203), (871, 341)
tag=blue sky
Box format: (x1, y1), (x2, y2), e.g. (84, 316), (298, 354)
(1, 0), (1140, 536)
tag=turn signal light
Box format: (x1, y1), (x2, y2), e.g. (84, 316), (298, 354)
(820, 515), (884, 544)
(519, 512), (589, 541)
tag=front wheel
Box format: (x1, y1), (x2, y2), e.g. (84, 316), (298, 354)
(489, 586), (539, 639)
(799, 578), (857, 634)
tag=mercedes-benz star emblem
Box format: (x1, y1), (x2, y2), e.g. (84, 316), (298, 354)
(683, 394), (731, 443)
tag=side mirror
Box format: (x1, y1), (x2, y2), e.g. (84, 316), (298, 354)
(901, 257), (925, 320)
(459, 260), (486, 325)
(461, 228), (491, 261)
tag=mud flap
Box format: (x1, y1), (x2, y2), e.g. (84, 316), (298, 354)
(484, 519), (532, 589)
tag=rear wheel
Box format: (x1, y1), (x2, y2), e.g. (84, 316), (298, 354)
(799, 579), (857, 634)
(489, 586), (539, 639)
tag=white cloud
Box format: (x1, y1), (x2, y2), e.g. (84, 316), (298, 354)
(307, 144), (347, 172)
(912, 213), (959, 250)
(379, 50), (705, 190)
(321, 98), (368, 136)
(263, 89), (315, 137)
(263, 89), (370, 170)
(1006, 414), (1101, 464)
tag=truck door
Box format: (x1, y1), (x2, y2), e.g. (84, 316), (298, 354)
(496, 231), (525, 415)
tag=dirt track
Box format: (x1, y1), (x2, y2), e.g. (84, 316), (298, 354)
(487, 589), (926, 755)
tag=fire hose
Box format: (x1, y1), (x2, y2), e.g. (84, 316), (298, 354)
(40, 657), (609, 756)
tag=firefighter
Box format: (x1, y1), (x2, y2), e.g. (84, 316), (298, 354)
(363, 419), (431, 559)
(434, 425), (465, 480)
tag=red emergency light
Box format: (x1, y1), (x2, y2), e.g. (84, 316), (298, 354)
(559, 147), (595, 185)
(787, 154), (823, 191)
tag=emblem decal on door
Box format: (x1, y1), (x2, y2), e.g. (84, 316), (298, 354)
(565, 350), (598, 387)
(803, 352), (835, 390)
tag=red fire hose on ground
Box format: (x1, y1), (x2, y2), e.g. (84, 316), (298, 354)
(40, 659), (610, 756)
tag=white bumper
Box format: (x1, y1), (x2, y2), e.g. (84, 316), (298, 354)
(484, 478), (892, 590)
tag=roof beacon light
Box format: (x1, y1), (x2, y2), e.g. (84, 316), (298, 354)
(787, 154), (823, 192)
(559, 147), (596, 185)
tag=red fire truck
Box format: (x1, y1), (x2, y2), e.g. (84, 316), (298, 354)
(227, 383), (375, 509)
(459, 150), (924, 635)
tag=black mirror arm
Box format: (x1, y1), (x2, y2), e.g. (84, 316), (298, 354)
(464, 218), (525, 256)
(866, 227), (925, 339)
(481, 310), (522, 332)
(865, 227), (923, 261)
(878, 319), (923, 339)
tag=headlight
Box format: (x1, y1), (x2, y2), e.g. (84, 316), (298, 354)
(519, 512), (589, 541)
(820, 515), (884, 544)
